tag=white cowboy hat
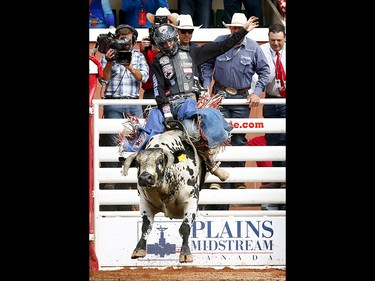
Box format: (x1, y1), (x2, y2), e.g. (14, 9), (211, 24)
(174, 14), (202, 30)
(146, 7), (179, 26)
(222, 13), (247, 28)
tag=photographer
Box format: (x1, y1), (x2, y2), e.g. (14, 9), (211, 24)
(99, 24), (149, 192)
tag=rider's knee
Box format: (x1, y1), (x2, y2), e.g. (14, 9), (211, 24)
(182, 118), (200, 140)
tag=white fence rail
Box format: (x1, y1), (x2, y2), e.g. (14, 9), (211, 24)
(99, 145), (285, 162)
(98, 167), (285, 184)
(97, 188), (286, 205)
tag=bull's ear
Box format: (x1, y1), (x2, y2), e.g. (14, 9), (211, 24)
(165, 150), (175, 168)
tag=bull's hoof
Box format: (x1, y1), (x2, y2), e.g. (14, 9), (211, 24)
(179, 245), (193, 262)
(131, 249), (147, 259)
(179, 253), (193, 263)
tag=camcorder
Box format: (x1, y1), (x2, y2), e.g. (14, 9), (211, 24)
(96, 32), (132, 65)
(148, 15), (168, 45)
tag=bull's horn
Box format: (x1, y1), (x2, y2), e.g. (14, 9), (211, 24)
(122, 152), (138, 176)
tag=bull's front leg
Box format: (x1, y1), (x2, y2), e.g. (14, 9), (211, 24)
(178, 205), (197, 263)
(131, 211), (153, 259)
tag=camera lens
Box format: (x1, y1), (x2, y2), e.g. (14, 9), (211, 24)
(116, 51), (132, 65)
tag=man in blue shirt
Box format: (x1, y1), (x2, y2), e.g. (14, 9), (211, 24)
(200, 13), (270, 209)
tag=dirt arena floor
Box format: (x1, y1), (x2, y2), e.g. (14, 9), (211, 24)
(89, 266), (286, 281)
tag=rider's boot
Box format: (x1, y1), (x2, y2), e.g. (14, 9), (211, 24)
(198, 151), (229, 181)
(210, 162), (229, 181)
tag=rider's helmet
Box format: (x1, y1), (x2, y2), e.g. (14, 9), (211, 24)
(153, 23), (179, 57)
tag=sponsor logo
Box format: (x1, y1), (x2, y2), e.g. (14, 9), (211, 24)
(183, 68), (193, 74)
(160, 56), (170, 66)
(162, 64), (174, 79)
(137, 218), (281, 258)
(181, 61), (193, 67)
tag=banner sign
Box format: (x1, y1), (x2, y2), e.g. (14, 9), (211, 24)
(96, 215), (285, 268)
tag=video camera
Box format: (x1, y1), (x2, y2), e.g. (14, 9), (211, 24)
(148, 15), (168, 45)
(96, 32), (132, 65)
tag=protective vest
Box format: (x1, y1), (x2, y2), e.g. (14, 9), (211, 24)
(158, 47), (196, 96)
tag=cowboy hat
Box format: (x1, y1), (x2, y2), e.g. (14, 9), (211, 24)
(222, 13), (247, 28)
(174, 14), (202, 30)
(146, 7), (179, 26)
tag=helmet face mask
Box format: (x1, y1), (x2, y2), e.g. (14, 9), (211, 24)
(153, 24), (179, 57)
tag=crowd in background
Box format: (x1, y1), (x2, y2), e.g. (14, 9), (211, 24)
(89, 0), (286, 29)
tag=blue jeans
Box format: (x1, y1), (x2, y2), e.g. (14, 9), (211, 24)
(223, 0), (264, 27)
(178, 0), (213, 28)
(171, 97), (233, 147)
(170, 98), (200, 140)
(100, 104), (143, 168)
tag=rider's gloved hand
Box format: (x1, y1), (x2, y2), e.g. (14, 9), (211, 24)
(164, 115), (180, 130)
(162, 104), (179, 130)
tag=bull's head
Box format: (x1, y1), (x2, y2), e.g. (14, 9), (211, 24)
(122, 148), (176, 187)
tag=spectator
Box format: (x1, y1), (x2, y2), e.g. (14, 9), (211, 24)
(175, 14), (200, 47)
(120, 0), (169, 28)
(89, 0), (115, 28)
(99, 24), (149, 196)
(174, 14), (205, 86)
(251, 23), (286, 210)
(149, 17), (260, 182)
(140, 7), (179, 113)
(178, 0), (212, 28)
(200, 13), (269, 210)
(223, 0), (264, 28)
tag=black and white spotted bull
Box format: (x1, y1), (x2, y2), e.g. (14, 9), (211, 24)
(121, 130), (206, 263)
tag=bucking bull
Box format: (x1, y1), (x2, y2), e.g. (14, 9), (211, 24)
(121, 129), (206, 263)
